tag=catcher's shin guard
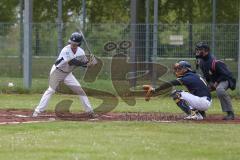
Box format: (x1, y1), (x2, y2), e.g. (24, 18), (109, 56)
(171, 90), (191, 115)
(176, 99), (191, 115)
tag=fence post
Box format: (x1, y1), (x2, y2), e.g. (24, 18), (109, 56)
(20, 0), (24, 72)
(211, 0), (216, 55)
(238, 5), (240, 95)
(23, 0), (32, 89)
(145, 0), (150, 63)
(57, 0), (63, 55)
(130, 0), (137, 88)
(152, 0), (158, 87)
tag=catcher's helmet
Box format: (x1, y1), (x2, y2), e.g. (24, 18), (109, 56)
(195, 41), (210, 51)
(177, 60), (191, 69)
(173, 60), (191, 77)
(69, 32), (83, 46)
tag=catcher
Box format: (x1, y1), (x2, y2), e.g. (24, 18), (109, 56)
(32, 32), (97, 118)
(143, 60), (212, 120)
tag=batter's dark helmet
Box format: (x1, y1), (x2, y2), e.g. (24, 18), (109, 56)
(195, 41), (210, 51)
(69, 32), (83, 46)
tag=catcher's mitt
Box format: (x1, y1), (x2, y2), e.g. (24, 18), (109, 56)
(143, 85), (155, 101)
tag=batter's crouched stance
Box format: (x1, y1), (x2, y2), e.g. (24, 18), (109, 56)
(143, 61), (212, 120)
(32, 32), (97, 118)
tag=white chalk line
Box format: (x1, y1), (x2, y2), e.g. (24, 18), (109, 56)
(0, 118), (56, 125)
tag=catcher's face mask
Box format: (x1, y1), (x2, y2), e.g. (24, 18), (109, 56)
(195, 48), (209, 58)
(195, 42), (210, 58)
(173, 63), (188, 78)
(195, 49), (204, 58)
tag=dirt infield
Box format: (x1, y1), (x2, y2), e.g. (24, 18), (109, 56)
(0, 109), (239, 125)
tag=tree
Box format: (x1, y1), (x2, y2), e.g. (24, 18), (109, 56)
(217, 0), (239, 23)
(0, 0), (19, 36)
(0, 0), (18, 22)
(88, 0), (130, 23)
(32, 0), (81, 22)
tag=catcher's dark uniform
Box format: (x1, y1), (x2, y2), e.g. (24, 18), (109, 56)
(156, 71), (211, 112)
(175, 71), (211, 99)
(143, 60), (211, 120)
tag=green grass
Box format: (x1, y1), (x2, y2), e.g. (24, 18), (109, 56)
(0, 94), (240, 114)
(1, 77), (240, 99)
(0, 122), (240, 160)
(0, 39), (239, 159)
(0, 77), (115, 94)
(0, 94), (240, 160)
(0, 57), (239, 97)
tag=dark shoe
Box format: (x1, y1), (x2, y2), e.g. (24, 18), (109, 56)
(198, 111), (206, 118)
(223, 111), (235, 120)
(86, 111), (99, 119)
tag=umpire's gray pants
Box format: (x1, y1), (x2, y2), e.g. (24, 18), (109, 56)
(216, 81), (233, 112)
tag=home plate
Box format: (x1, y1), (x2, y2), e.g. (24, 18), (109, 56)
(153, 120), (177, 123)
(101, 114), (113, 118)
(15, 114), (31, 118)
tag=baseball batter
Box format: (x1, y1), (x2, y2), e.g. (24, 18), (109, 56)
(32, 32), (96, 118)
(143, 60), (212, 120)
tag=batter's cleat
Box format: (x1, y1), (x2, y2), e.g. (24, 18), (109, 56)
(86, 111), (99, 119)
(32, 110), (41, 117)
(223, 111), (235, 120)
(184, 110), (203, 120)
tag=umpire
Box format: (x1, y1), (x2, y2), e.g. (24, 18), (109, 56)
(195, 42), (236, 120)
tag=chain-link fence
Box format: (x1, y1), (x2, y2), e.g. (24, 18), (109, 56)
(0, 23), (239, 80)
(0, 23), (238, 57)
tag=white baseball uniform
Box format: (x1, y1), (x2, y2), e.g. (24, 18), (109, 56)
(180, 91), (211, 111)
(34, 44), (93, 113)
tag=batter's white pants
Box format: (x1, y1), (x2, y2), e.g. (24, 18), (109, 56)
(180, 91), (212, 111)
(34, 66), (93, 113)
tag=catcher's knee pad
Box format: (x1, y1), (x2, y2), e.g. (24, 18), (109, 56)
(171, 90), (182, 103)
(176, 99), (191, 115)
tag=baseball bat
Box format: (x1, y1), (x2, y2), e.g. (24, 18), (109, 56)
(79, 30), (93, 55)
(79, 30), (97, 66)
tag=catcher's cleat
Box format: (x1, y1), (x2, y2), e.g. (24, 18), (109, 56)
(184, 110), (203, 120)
(198, 111), (206, 118)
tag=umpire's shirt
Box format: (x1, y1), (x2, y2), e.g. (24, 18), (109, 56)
(199, 53), (233, 84)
